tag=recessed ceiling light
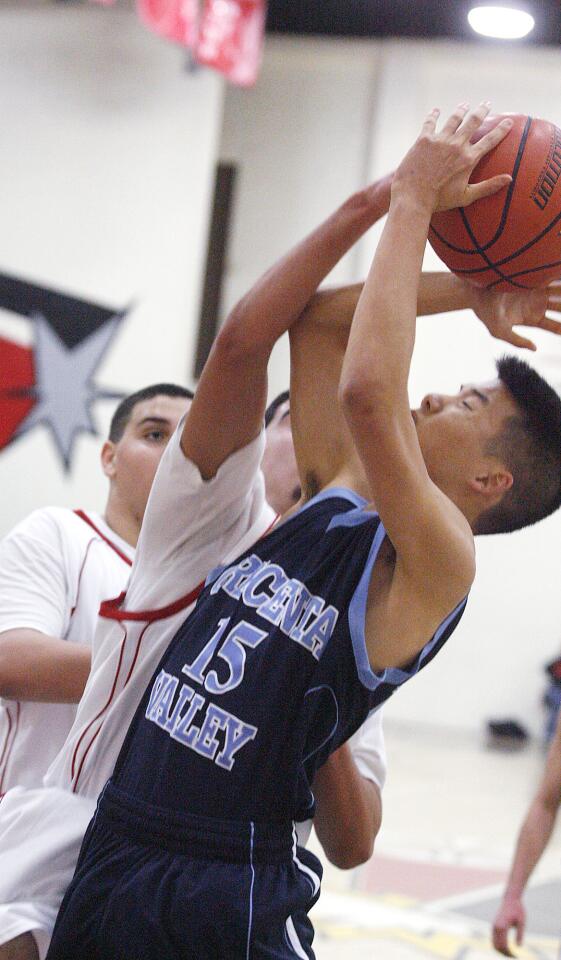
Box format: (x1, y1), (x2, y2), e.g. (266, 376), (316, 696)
(468, 5), (535, 40)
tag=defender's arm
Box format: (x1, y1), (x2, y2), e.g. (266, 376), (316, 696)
(0, 630), (90, 702)
(290, 271), (560, 499)
(181, 175), (393, 481)
(313, 742), (381, 868)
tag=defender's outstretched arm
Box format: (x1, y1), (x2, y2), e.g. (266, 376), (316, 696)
(289, 272), (560, 500)
(181, 175), (393, 480)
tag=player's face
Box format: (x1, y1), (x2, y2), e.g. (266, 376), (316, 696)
(105, 394), (192, 523)
(261, 400), (301, 516)
(412, 379), (518, 497)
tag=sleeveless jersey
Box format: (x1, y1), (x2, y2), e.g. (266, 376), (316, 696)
(114, 488), (467, 825)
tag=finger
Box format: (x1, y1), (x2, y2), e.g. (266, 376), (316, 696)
(545, 294), (561, 311)
(440, 102), (470, 136)
(420, 107), (440, 137)
(474, 116), (514, 161)
(465, 174), (512, 205)
(491, 927), (505, 952)
(492, 930), (513, 957)
(508, 331), (537, 350)
(539, 314), (561, 334)
(455, 101), (492, 141)
(516, 920), (524, 946)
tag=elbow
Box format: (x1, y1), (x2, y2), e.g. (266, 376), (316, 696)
(339, 374), (388, 428)
(327, 833), (375, 870)
(218, 301), (272, 359)
(339, 376), (372, 415)
(0, 652), (17, 699)
(212, 319), (252, 365)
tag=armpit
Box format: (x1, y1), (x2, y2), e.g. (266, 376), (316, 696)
(304, 472), (321, 501)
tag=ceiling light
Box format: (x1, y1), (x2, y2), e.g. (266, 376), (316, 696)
(467, 5), (535, 40)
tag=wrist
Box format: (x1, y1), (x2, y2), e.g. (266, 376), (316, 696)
(343, 173), (394, 223)
(503, 885), (524, 904)
(453, 275), (480, 310)
(389, 185), (435, 224)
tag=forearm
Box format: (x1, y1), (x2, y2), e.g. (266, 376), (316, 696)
(0, 629), (91, 702)
(181, 174), (392, 477)
(312, 743), (382, 869)
(225, 174), (393, 353)
(417, 272), (477, 316)
(341, 191), (430, 405)
(502, 801), (557, 902)
(302, 272), (475, 339)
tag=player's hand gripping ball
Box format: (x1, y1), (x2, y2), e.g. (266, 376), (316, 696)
(429, 114), (561, 290)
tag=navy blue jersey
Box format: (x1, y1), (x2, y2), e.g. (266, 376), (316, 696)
(114, 489), (467, 825)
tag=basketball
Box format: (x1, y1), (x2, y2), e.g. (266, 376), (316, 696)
(429, 113), (561, 290)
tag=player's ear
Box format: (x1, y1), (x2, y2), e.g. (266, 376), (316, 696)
(101, 440), (117, 480)
(470, 466), (513, 498)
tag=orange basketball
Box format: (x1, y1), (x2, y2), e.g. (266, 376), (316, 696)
(429, 114), (561, 290)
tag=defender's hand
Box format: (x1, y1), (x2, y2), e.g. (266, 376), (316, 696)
(469, 279), (561, 351)
(492, 898), (526, 956)
(392, 102), (513, 214)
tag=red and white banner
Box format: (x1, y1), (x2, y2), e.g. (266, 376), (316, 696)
(88, 0), (266, 87)
(195, 0), (266, 87)
(136, 0), (199, 48)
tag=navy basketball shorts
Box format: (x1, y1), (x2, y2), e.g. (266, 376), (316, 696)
(46, 783), (322, 960)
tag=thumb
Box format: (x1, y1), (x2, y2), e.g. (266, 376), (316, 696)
(467, 174), (512, 205)
(504, 331), (537, 351)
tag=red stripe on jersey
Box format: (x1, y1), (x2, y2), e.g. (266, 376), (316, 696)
(99, 581), (204, 623)
(71, 621), (129, 785)
(0, 702), (20, 794)
(97, 511), (278, 623)
(69, 538), (96, 619)
(71, 511), (279, 792)
(73, 510), (133, 567)
(72, 622), (151, 793)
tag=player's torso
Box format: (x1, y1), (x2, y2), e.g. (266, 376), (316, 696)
(0, 511), (133, 792)
(114, 490), (383, 823)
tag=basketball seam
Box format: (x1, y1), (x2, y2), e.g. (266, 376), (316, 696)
(429, 116), (532, 257)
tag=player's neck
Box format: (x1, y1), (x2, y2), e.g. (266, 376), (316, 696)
(103, 493), (142, 548)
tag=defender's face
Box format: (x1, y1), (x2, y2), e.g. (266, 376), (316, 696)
(105, 394), (192, 522)
(412, 379), (518, 493)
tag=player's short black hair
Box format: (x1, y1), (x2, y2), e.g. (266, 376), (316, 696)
(475, 356), (561, 535)
(108, 384), (194, 443)
(265, 390), (290, 428)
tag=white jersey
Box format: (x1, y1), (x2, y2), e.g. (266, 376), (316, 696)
(0, 424), (386, 957)
(295, 706), (386, 847)
(0, 424), (275, 956)
(0, 507), (133, 792)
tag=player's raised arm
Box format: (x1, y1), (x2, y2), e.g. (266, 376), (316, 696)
(181, 175), (393, 480)
(339, 103), (514, 658)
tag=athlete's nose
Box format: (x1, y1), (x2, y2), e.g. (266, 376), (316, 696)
(420, 393), (444, 414)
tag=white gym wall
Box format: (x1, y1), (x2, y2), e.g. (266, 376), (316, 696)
(0, 2), (223, 523)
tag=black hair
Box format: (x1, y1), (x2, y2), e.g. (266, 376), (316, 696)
(475, 356), (561, 535)
(108, 383), (194, 443)
(265, 390), (290, 428)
